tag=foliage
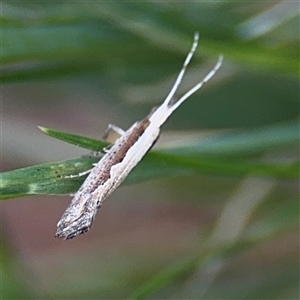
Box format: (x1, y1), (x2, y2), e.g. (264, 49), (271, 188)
(1, 1), (299, 299)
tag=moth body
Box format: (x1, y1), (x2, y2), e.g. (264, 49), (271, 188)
(55, 32), (223, 239)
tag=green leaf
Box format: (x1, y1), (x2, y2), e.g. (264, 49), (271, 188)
(129, 195), (299, 299)
(0, 157), (98, 199)
(0, 231), (33, 299)
(1, 120), (298, 200)
(1, 2), (298, 84)
(1, 152), (297, 200)
(38, 126), (108, 151)
(164, 120), (300, 157)
(129, 256), (202, 300)
(1, 2), (298, 299)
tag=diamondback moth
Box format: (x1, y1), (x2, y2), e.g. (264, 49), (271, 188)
(55, 32), (223, 239)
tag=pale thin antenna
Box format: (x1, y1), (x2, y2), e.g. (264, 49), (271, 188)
(169, 54), (223, 112)
(149, 33), (223, 127)
(162, 32), (200, 107)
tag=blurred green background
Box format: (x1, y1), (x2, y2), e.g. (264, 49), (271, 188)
(1, 1), (299, 299)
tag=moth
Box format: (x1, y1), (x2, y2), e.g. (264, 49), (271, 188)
(55, 32), (223, 239)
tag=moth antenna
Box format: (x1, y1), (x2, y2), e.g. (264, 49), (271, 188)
(162, 32), (199, 107)
(169, 54), (223, 112)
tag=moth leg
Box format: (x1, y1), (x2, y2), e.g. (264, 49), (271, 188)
(103, 124), (125, 143)
(101, 124), (125, 153)
(81, 124), (124, 158)
(81, 124), (125, 158)
(63, 168), (93, 179)
(82, 151), (103, 158)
